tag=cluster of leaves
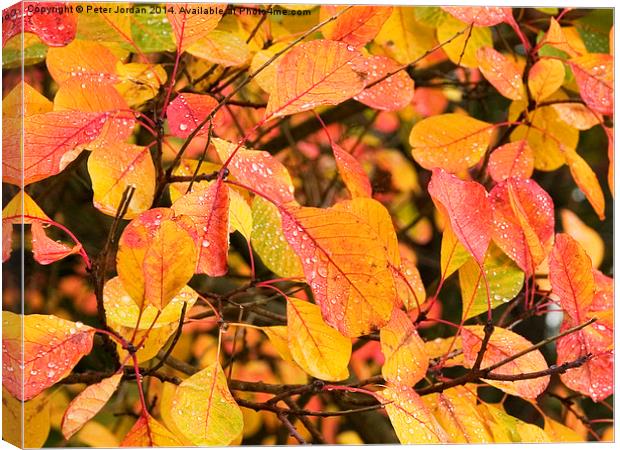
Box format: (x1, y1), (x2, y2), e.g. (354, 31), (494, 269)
(1, 3), (614, 447)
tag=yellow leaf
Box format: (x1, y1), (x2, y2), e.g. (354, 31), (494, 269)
(528, 58), (565, 102)
(2, 388), (50, 448)
(115, 62), (167, 108)
(560, 209), (604, 268)
(88, 143), (155, 219)
(2, 190), (49, 224)
(544, 417), (584, 442)
(249, 42), (290, 93)
(262, 326), (295, 363)
(120, 412), (183, 446)
(287, 298), (351, 381)
(228, 188), (253, 241)
(379, 385), (448, 444)
(440, 220), (471, 278)
(380, 309), (428, 385)
(187, 30), (250, 67)
(424, 386), (493, 443)
(479, 402), (551, 443)
(437, 16), (493, 68)
(171, 362), (243, 446)
(564, 147), (606, 220)
(410, 113), (494, 172)
(61, 373), (122, 439)
(73, 420), (120, 447)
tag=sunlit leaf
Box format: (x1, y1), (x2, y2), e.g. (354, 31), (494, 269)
(2, 312), (95, 401)
(166, 3), (222, 52)
(171, 362), (243, 446)
(461, 326), (550, 398)
(563, 147), (606, 220)
(437, 15), (493, 68)
(544, 416), (584, 442)
(262, 326), (295, 363)
(120, 412), (183, 447)
(167, 93), (219, 138)
(2, 2), (77, 47)
(61, 373), (123, 439)
(440, 220), (471, 278)
(479, 402), (551, 443)
(31, 221), (82, 265)
(528, 58), (565, 102)
(287, 298), (351, 381)
(410, 114), (493, 172)
(320, 5), (392, 48)
(552, 102), (600, 130)
(265, 39), (366, 118)
(187, 30), (250, 67)
(115, 62), (167, 108)
(442, 6), (512, 26)
(332, 143), (372, 198)
(487, 140), (534, 182)
(568, 53), (613, 115)
(560, 209), (604, 268)
(380, 308), (428, 385)
(428, 169), (492, 264)
(352, 55), (414, 111)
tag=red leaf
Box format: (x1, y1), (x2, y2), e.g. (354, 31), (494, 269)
(171, 179), (230, 277)
(2, 312), (95, 401)
(167, 93), (219, 138)
(489, 178), (554, 274)
(568, 54), (613, 115)
(428, 169), (492, 264)
(442, 6), (512, 26)
(3, 2), (77, 48)
(352, 55), (414, 111)
(31, 221), (82, 265)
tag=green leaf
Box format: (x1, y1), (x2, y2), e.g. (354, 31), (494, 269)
(130, 10), (176, 53)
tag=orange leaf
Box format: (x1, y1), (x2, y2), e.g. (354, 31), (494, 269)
(117, 208), (197, 310)
(166, 3), (222, 52)
(61, 373), (123, 439)
(380, 309), (428, 385)
(560, 209), (604, 268)
(88, 143), (156, 219)
(320, 5), (392, 48)
(332, 143), (372, 198)
(279, 203), (396, 337)
(213, 138), (296, 206)
(167, 93), (219, 138)
(352, 55), (414, 111)
(487, 140), (534, 182)
(120, 412), (183, 447)
(568, 54), (613, 115)
(171, 179), (230, 277)
(461, 326), (550, 398)
(31, 221), (82, 265)
(552, 102), (600, 130)
(442, 6), (512, 26)
(543, 18), (584, 58)
(379, 385), (448, 444)
(409, 114), (494, 172)
(528, 58), (565, 103)
(489, 178), (555, 274)
(477, 47), (524, 100)
(564, 147), (606, 220)
(428, 169), (492, 264)
(265, 39), (366, 118)
(424, 385), (493, 443)
(393, 254), (426, 311)
(46, 40), (119, 85)
(2, 312), (95, 401)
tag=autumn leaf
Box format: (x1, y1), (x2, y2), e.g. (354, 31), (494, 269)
(262, 326), (295, 363)
(186, 30), (250, 67)
(167, 93), (219, 138)
(213, 138), (297, 205)
(280, 203), (396, 337)
(477, 46), (524, 100)
(116, 208), (197, 310)
(265, 39), (366, 118)
(120, 412), (184, 447)
(440, 220), (471, 278)
(461, 326), (550, 398)
(424, 385), (493, 443)
(31, 221), (82, 265)
(560, 209), (604, 268)
(352, 55), (414, 111)
(2, 312), (95, 401)
(250, 197), (303, 278)
(61, 373), (123, 439)
(166, 3), (222, 52)
(379, 385), (448, 444)
(332, 143), (372, 198)
(479, 402), (551, 443)
(528, 58), (565, 103)
(409, 114), (494, 172)
(437, 15), (493, 68)
(2, 2), (77, 47)
(563, 147), (606, 220)
(552, 102), (600, 130)
(487, 140), (534, 182)
(2, 387), (51, 448)
(46, 40), (119, 85)
(393, 253), (426, 311)
(88, 143), (156, 219)
(171, 179), (230, 277)
(115, 62), (168, 108)
(320, 5), (392, 48)
(568, 54), (613, 115)
(380, 308), (428, 385)
(171, 362), (243, 446)
(286, 297), (352, 381)
(542, 18), (585, 58)
(428, 169), (492, 264)
(442, 6), (512, 26)
(489, 178), (555, 274)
